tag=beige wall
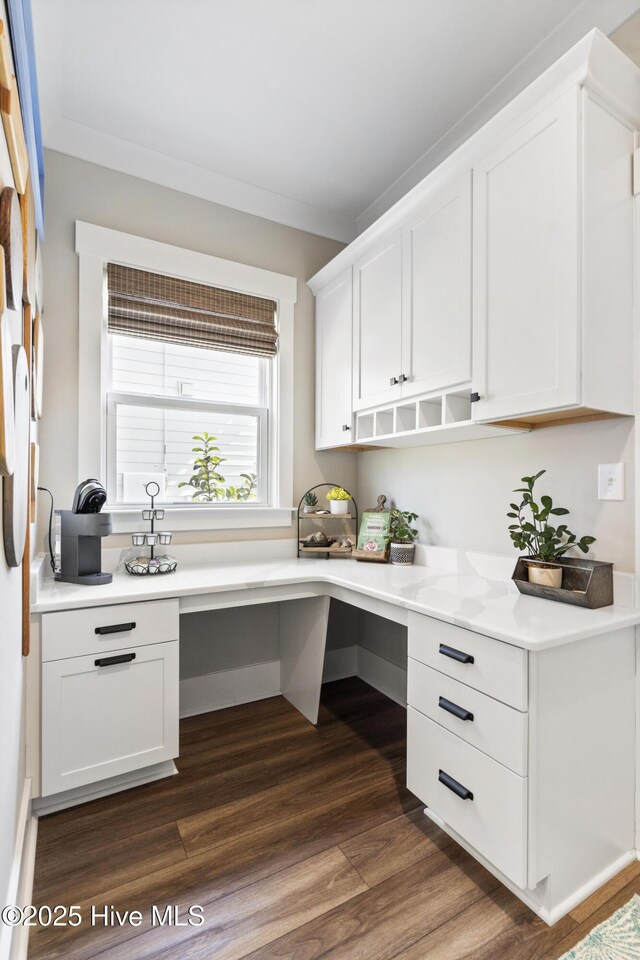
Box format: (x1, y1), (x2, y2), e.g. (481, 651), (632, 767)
(39, 150), (355, 549)
(358, 417), (635, 571)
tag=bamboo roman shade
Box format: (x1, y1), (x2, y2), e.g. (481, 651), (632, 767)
(106, 264), (278, 358)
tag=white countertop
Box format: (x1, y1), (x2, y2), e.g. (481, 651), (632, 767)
(32, 555), (640, 651)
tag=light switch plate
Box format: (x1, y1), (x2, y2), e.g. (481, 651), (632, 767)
(598, 463), (624, 501)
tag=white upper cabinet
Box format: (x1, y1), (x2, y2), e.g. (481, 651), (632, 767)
(401, 172), (472, 399)
(352, 230), (403, 410)
(309, 31), (640, 445)
(315, 268), (354, 449)
(472, 86), (636, 424)
(471, 90), (580, 422)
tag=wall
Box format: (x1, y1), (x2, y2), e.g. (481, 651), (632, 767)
(0, 0), (28, 928)
(358, 417), (635, 571)
(39, 149), (355, 550)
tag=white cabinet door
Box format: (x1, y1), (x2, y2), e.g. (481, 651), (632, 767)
(472, 89), (580, 422)
(353, 230), (402, 410)
(315, 269), (353, 449)
(41, 640), (179, 796)
(401, 172), (472, 398)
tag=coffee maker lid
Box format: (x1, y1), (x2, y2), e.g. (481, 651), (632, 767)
(72, 479), (107, 514)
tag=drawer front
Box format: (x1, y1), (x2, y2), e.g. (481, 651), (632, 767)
(42, 599), (179, 662)
(41, 639), (179, 796)
(408, 659), (528, 776)
(408, 612), (527, 710)
(407, 707), (527, 888)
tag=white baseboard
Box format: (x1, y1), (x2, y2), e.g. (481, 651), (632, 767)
(32, 761), (178, 817)
(1, 779), (37, 960)
(357, 647), (407, 707)
(180, 660), (281, 718)
(323, 646), (357, 682)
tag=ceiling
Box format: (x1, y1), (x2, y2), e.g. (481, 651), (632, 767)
(33, 0), (640, 242)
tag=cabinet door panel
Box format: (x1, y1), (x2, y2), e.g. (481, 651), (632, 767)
(472, 89), (580, 422)
(401, 173), (472, 398)
(41, 640), (179, 796)
(315, 269), (353, 449)
(353, 231), (402, 410)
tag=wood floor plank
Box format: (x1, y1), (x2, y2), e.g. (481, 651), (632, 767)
(567, 859), (640, 924)
(32, 822), (186, 908)
(544, 873), (640, 960)
(241, 843), (500, 960)
(89, 847), (368, 960)
(339, 807), (451, 887)
(29, 777), (420, 960)
(177, 744), (405, 857)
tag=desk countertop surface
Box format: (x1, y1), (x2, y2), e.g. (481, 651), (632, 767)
(32, 556), (640, 651)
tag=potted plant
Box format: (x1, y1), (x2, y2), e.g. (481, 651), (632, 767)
(302, 491), (318, 514)
(507, 470), (596, 587)
(388, 508), (419, 565)
(326, 486), (351, 515)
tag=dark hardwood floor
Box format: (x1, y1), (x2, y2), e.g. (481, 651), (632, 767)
(29, 677), (640, 960)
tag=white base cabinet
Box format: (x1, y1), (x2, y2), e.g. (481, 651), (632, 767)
(406, 612), (636, 924)
(41, 600), (179, 797)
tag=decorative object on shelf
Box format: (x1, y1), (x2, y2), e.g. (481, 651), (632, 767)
(125, 481), (177, 575)
(508, 470), (599, 601)
(31, 310), (43, 418)
(20, 179), (35, 305)
(353, 496), (390, 562)
(1, 75), (28, 195)
(0, 311), (14, 476)
(29, 439), (38, 522)
(0, 186), (22, 309)
(297, 483), (358, 558)
(302, 490), (318, 514)
(34, 235), (43, 312)
(3, 344), (28, 566)
(326, 486), (351, 515)
(388, 508), (419, 565)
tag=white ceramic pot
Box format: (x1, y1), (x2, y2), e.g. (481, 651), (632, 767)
(527, 561), (563, 588)
(329, 500), (349, 515)
(390, 541), (415, 566)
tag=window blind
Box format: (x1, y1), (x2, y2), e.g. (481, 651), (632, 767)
(106, 263), (278, 358)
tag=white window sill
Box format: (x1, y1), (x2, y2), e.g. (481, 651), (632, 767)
(108, 505), (295, 534)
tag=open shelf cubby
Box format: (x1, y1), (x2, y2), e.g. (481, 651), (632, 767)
(375, 409), (395, 436)
(418, 397), (442, 428)
(395, 404), (417, 433)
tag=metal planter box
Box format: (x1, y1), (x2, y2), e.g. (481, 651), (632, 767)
(512, 556), (614, 609)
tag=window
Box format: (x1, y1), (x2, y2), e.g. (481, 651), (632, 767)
(76, 222), (296, 531)
(105, 263), (276, 506)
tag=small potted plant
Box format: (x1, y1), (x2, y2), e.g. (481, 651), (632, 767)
(326, 486), (351, 515)
(388, 508), (419, 565)
(507, 470), (595, 587)
(302, 491), (318, 514)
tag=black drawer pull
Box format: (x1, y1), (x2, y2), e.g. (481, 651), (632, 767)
(470, 391), (480, 403)
(439, 769), (473, 801)
(95, 622), (136, 635)
(439, 643), (474, 665)
(95, 652), (136, 668)
(438, 696), (474, 722)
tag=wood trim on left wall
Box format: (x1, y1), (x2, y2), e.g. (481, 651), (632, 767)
(21, 300), (31, 657)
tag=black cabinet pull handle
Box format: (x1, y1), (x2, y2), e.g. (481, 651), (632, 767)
(439, 769), (473, 801)
(390, 376), (399, 386)
(439, 643), (474, 665)
(342, 424), (351, 431)
(95, 622), (136, 635)
(470, 391), (480, 403)
(439, 696), (474, 722)
(95, 652), (136, 668)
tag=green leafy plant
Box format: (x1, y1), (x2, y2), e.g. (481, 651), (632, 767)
(178, 433), (226, 502)
(326, 486), (350, 502)
(388, 509), (419, 544)
(303, 491), (318, 507)
(507, 470), (595, 562)
(225, 473), (258, 502)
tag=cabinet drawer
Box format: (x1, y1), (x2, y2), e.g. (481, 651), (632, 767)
(408, 612), (527, 710)
(407, 659), (527, 776)
(407, 707), (527, 888)
(41, 639), (179, 796)
(42, 599), (179, 662)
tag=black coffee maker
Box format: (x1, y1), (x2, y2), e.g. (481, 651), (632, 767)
(55, 479), (113, 585)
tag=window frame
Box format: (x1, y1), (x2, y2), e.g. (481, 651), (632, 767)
(76, 221), (296, 532)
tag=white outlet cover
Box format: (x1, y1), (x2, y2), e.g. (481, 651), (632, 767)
(598, 463), (624, 501)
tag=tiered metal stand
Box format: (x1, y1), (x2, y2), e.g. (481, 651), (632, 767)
(125, 481), (178, 575)
(297, 483), (358, 558)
